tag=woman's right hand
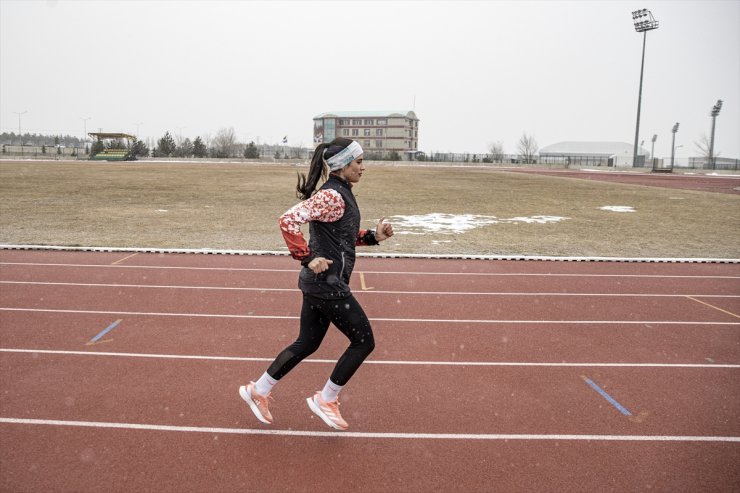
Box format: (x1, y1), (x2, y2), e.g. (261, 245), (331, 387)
(307, 257), (333, 274)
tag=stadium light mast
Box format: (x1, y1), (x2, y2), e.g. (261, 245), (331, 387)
(650, 134), (657, 166)
(13, 110), (27, 156)
(80, 116), (91, 144)
(631, 9), (659, 167)
(670, 122), (679, 169)
(708, 99), (723, 169)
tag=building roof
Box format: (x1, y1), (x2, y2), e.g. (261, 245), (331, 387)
(539, 141), (650, 156)
(314, 110), (418, 120)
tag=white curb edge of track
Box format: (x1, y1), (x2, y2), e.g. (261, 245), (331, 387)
(1, 244), (738, 264)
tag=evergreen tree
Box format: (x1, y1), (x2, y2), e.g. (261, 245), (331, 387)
(131, 138), (149, 157)
(91, 138), (105, 156)
(157, 131), (176, 156)
(193, 136), (207, 158)
(41, 145), (47, 154)
(174, 138), (194, 158)
(243, 141), (260, 159)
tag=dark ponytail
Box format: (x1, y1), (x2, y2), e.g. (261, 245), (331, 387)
(296, 137), (354, 200)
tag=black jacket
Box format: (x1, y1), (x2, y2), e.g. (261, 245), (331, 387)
(298, 175), (376, 299)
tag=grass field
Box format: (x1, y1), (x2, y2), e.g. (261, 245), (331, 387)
(1, 160), (738, 258)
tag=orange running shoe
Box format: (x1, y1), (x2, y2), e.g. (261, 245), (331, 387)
(306, 391), (349, 430)
(239, 382), (273, 425)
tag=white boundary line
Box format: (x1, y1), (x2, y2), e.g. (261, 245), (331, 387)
(2, 280), (738, 298)
(2, 348), (737, 368)
(1, 417), (738, 442)
(2, 307), (739, 325)
(2, 262), (739, 279)
(2, 244), (738, 264)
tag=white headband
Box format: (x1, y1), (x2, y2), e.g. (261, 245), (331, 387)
(325, 141), (364, 171)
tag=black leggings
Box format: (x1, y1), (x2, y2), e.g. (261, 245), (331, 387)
(266, 293), (375, 386)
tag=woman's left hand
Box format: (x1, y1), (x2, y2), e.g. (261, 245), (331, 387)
(375, 217), (394, 242)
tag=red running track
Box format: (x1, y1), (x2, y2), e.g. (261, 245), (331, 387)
(1, 249), (739, 492)
(504, 168), (740, 194)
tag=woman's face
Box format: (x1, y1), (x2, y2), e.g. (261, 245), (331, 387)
(340, 155), (365, 184)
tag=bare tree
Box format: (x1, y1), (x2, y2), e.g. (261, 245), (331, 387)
(213, 127), (237, 158)
(517, 132), (538, 164)
(694, 133), (719, 165)
(488, 141), (505, 163)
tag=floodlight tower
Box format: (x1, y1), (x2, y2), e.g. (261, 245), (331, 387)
(80, 117), (91, 144)
(670, 122), (679, 169)
(708, 99), (723, 169)
(13, 110), (27, 156)
(650, 134), (657, 164)
(631, 9), (659, 167)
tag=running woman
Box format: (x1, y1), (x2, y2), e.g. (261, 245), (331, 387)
(240, 138), (394, 430)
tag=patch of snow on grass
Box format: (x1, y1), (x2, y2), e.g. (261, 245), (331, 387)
(600, 206), (635, 212)
(388, 213), (568, 235)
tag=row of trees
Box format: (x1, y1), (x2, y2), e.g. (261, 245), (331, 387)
(487, 132), (538, 164)
(151, 127), (282, 159)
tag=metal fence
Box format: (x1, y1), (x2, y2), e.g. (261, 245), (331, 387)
(0, 144), (86, 158)
(1, 142), (738, 170)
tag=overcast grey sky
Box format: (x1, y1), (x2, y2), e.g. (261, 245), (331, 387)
(1, 0), (738, 158)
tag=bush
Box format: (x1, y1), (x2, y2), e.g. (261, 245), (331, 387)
(388, 151), (401, 161)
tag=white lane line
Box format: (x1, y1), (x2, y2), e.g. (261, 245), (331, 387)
(2, 307), (739, 325)
(2, 348), (738, 368)
(2, 417), (738, 442)
(1, 262), (738, 279)
(1, 281), (738, 298)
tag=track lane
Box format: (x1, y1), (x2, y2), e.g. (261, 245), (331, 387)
(1, 353), (739, 437)
(2, 282), (738, 324)
(2, 423), (737, 493)
(2, 264), (739, 295)
(1, 312), (739, 365)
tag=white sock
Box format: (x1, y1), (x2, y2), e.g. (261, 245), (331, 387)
(321, 379), (343, 402)
(254, 372), (277, 396)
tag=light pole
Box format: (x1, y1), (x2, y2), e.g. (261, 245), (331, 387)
(631, 9), (659, 167)
(650, 134), (657, 164)
(134, 122), (143, 138)
(13, 110), (27, 156)
(708, 99), (723, 169)
(80, 116), (91, 149)
(670, 122), (679, 169)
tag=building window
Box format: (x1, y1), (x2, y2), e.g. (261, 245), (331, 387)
(375, 129), (383, 136)
(364, 119), (373, 125)
(364, 129), (371, 136)
(364, 140), (371, 147)
(376, 140), (383, 148)
(352, 119), (361, 125)
(352, 129), (359, 136)
(377, 119), (387, 125)
(342, 129), (349, 136)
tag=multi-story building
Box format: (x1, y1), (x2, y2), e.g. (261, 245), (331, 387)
(313, 111), (420, 160)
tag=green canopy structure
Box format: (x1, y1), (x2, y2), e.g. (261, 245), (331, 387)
(88, 132), (137, 161)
